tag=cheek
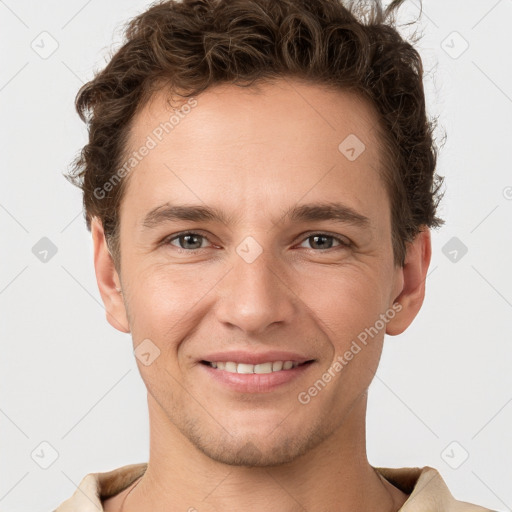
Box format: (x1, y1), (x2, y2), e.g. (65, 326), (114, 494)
(299, 263), (388, 345)
(124, 262), (217, 343)
(306, 269), (388, 399)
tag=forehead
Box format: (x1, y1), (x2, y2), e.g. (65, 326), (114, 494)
(120, 78), (388, 229)
(130, 78), (381, 156)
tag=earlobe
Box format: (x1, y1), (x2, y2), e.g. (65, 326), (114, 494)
(386, 227), (432, 336)
(91, 217), (130, 333)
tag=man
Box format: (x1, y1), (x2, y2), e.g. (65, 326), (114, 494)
(55, 0), (495, 510)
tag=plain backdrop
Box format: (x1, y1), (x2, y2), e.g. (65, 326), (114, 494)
(1, 0), (511, 510)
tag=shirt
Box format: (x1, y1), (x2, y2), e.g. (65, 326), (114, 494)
(53, 462), (496, 511)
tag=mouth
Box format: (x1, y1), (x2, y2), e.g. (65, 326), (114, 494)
(198, 351), (317, 393)
(201, 359), (315, 374)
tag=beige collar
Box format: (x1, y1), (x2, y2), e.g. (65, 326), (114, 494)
(54, 463), (493, 511)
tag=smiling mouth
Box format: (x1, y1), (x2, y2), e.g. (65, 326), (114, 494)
(201, 360), (315, 374)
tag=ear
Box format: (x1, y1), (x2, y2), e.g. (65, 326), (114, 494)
(91, 217), (130, 333)
(386, 227), (432, 336)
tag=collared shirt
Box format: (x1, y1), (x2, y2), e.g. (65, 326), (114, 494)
(53, 463), (496, 511)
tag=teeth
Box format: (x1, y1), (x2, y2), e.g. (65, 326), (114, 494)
(237, 363), (255, 374)
(208, 360), (301, 374)
(272, 361), (283, 371)
(254, 362), (272, 374)
(225, 362), (237, 373)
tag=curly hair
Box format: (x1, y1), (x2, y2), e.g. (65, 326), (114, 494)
(65, 0), (445, 268)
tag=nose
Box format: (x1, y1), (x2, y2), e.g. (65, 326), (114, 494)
(215, 244), (297, 336)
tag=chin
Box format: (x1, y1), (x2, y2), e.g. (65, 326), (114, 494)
(182, 416), (331, 467)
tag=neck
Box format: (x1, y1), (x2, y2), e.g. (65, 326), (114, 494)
(117, 391), (408, 512)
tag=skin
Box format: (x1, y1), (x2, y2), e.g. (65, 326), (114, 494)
(94, 78), (431, 511)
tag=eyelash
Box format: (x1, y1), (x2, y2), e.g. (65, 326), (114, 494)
(162, 231), (351, 253)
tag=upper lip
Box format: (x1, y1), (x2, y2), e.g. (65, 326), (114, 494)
(201, 350), (315, 365)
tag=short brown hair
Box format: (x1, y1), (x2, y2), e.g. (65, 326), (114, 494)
(66, 0), (445, 268)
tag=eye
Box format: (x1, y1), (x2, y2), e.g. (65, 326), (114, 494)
(162, 231), (351, 253)
(165, 231), (211, 251)
(298, 233), (350, 251)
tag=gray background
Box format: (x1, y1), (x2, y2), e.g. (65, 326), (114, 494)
(1, 0), (511, 510)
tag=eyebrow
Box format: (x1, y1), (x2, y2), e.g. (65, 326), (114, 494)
(141, 201), (371, 230)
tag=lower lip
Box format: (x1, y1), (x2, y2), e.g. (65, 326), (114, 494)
(199, 362), (314, 393)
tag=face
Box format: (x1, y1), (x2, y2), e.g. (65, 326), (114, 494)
(93, 78), (430, 467)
